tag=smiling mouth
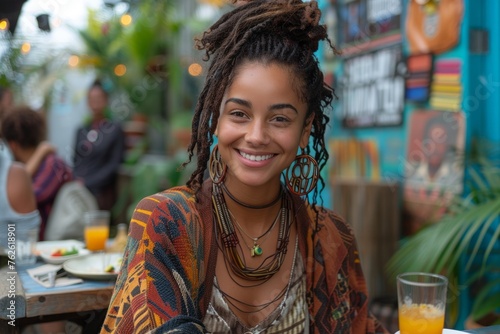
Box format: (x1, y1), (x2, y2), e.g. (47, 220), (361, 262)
(239, 151), (275, 162)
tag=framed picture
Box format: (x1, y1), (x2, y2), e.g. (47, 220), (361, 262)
(403, 109), (466, 234)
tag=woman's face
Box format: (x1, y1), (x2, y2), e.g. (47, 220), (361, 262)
(427, 123), (449, 167)
(215, 61), (312, 189)
(88, 87), (108, 118)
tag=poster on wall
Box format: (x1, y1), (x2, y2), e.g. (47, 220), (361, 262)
(340, 45), (405, 128)
(406, 0), (464, 55)
(338, 0), (402, 55)
(403, 110), (465, 234)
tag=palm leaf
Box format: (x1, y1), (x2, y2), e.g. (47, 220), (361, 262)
(471, 278), (500, 321)
(386, 156), (500, 326)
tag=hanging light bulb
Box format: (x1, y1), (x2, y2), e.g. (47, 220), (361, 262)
(0, 19), (9, 31)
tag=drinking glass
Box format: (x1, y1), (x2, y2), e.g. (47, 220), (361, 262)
(16, 228), (39, 265)
(397, 272), (448, 334)
(84, 210), (110, 251)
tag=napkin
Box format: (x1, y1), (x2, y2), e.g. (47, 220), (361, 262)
(27, 264), (83, 288)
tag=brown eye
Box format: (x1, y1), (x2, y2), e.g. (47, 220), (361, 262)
(230, 110), (248, 119)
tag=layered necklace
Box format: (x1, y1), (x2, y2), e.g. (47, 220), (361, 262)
(212, 183), (293, 281)
(229, 208), (278, 257)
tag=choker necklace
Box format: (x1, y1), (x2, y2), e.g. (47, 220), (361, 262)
(228, 209), (279, 257)
(212, 182), (293, 281)
(221, 183), (282, 209)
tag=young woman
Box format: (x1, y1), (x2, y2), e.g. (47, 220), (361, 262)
(73, 79), (125, 211)
(102, 1), (387, 333)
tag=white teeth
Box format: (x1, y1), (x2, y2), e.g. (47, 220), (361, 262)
(240, 151), (273, 161)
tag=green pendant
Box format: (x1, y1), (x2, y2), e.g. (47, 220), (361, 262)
(252, 244), (263, 257)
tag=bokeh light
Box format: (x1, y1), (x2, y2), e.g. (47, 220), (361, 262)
(188, 63), (203, 76)
(0, 19), (9, 31)
(120, 14), (133, 26)
(114, 64), (127, 76)
(21, 42), (31, 54)
(68, 55), (80, 67)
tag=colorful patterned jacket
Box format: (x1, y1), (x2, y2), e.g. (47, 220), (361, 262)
(101, 180), (388, 333)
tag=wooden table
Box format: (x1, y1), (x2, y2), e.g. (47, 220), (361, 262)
(0, 262), (115, 334)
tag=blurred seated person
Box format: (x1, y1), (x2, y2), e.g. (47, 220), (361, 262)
(1, 105), (73, 241)
(0, 85), (14, 162)
(0, 138), (41, 252)
(73, 79), (125, 212)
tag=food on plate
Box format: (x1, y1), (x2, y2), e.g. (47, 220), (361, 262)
(104, 265), (115, 273)
(104, 257), (123, 274)
(51, 246), (79, 257)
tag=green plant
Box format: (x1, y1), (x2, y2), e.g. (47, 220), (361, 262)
(386, 144), (500, 327)
(112, 152), (195, 222)
(75, 0), (184, 119)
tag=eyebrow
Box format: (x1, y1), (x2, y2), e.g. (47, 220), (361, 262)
(225, 98), (298, 113)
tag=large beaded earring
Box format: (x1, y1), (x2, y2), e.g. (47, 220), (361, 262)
(285, 149), (319, 196)
(209, 145), (227, 184)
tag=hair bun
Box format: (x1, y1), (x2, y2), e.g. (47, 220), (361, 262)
(302, 1), (321, 28)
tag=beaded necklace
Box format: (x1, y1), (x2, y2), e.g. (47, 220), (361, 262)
(229, 208), (279, 257)
(212, 183), (293, 281)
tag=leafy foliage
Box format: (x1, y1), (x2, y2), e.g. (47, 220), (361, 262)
(387, 145), (500, 326)
(75, 0), (180, 117)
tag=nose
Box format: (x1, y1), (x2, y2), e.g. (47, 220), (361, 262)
(245, 120), (270, 146)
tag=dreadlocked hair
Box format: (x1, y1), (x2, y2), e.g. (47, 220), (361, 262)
(183, 0), (338, 208)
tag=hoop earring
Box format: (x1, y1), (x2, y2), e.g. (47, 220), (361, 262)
(209, 145), (227, 184)
(285, 151), (319, 196)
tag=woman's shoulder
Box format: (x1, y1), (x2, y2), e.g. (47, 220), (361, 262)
(316, 206), (345, 223)
(134, 186), (198, 222)
(136, 186), (196, 207)
(130, 186), (206, 244)
(7, 162), (38, 213)
(309, 205), (355, 238)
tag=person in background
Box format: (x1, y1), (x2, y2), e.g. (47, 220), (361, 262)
(1, 105), (73, 241)
(73, 79), (125, 213)
(0, 114), (40, 253)
(101, 1), (387, 333)
(0, 85), (14, 162)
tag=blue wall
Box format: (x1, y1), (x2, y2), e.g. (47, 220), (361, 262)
(319, 0), (500, 204)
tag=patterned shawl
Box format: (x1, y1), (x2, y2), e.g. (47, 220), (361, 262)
(101, 180), (388, 333)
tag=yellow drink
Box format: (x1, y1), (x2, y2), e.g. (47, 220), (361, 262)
(84, 226), (109, 251)
(399, 303), (444, 334)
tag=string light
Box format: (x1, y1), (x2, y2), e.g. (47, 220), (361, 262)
(188, 63), (203, 76)
(120, 14), (132, 26)
(0, 19), (9, 31)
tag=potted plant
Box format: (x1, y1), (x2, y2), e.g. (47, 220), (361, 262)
(386, 142), (500, 328)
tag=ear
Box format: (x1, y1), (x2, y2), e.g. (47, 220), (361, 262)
(299, 114), (314, 149)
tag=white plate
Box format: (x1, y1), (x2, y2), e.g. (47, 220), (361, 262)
(63, 253), (123, 280)
(36, 240), (91, 264)
(395, 330), (468, 334)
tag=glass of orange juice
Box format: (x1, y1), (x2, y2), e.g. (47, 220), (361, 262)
(84, 210), (110, 251)
(397, 272), (448, 334)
